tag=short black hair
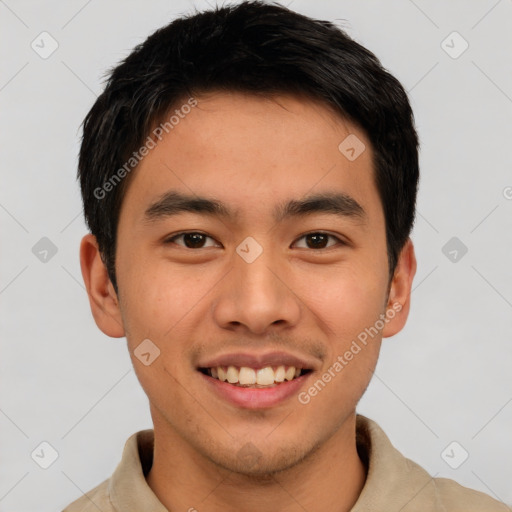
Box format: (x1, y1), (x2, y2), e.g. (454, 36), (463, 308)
(79, 0), (419, 292)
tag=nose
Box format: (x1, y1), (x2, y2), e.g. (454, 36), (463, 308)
(211, 245), (302, 335)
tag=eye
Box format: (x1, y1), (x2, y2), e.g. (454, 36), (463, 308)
(164, 231), (345, 250)
(292, 232), (345, 250)
(165, 231), (221, 249)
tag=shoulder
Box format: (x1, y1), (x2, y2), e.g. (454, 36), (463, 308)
(61, 478), (113, 512)
(61, 429), (156, 511)
(388, 455), (511, 512)
(431, 475), (511, 512)
(354, 415), (511, 512)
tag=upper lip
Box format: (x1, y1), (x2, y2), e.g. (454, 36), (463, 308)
(197, 351), (318, 371)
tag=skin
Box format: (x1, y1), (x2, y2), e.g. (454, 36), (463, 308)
(80, 91), (416, 512)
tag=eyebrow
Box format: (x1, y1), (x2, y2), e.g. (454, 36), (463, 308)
(144, 190), (367, 224)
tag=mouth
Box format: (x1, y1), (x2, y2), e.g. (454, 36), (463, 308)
(197, 364), (315, 409)
(196, 351), (318, 408)
(198, 365), (313, 388)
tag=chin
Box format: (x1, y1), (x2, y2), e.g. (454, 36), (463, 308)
(206, 437), (316, 478)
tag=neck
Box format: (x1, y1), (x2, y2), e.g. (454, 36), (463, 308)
(146, 412), (367, 512)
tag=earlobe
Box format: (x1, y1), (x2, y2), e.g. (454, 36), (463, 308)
(80, 234), (125, 338)
(382, 238), (417, 338)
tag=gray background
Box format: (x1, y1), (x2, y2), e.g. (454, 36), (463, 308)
(1, 0), (511, 510)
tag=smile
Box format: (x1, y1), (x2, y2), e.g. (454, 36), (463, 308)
(198, 365), (314, 409)
(199, 365), (313, 388)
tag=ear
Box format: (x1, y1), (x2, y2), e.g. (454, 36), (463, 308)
(382, 238), (417, 338)
(80, 233), (125, 338)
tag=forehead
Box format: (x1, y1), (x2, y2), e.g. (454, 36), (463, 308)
(120, 91), (383, 227)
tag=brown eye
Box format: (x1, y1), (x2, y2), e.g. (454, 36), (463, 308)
(182, 233), (206, 248)
(166, 232), (220, 249)
(293, 232), (343, 249)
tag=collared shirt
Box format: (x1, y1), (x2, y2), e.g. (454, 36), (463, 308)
(62, 414), (511, 511)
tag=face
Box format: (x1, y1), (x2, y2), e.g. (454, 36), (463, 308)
(82, 91), (416, 476)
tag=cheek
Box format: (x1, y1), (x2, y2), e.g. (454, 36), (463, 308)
(119, 259), (208, 338)
(303, 275), (384, 410)
(118, 264), (202, 405)
(303, 265), (388, 344)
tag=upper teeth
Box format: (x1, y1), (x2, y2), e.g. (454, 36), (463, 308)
(210, 365), (302, 386)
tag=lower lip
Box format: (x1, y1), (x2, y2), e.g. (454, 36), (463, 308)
(199, 371), (313, 409)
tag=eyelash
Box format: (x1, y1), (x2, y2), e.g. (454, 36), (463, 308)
(164, 231), (346, 250)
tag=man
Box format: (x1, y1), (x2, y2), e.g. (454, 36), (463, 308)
(63, 1), (510, 510)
